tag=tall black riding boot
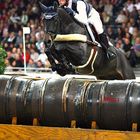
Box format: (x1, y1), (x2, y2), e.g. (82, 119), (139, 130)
(99, 33), (115, 60)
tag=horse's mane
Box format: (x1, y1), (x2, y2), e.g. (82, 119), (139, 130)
(57, 7), (85, 28)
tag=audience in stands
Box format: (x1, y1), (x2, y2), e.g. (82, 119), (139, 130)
(0, 0), (140, 72)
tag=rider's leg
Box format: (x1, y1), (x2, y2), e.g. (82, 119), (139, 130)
(98, 32), (116, 59)
(88, 7), (115, 59)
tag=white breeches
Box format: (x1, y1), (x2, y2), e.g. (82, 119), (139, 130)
(88, 8), (104, 34)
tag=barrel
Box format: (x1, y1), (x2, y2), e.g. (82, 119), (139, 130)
(16, 78), (44, 124)
(0, 75), (95, 126)
(0, 75), (13, 123)
(0, 75), (45, 124)
(85, 80), (140, 130)
(0, 75), (140, 131)
(40, 76), (95, 127)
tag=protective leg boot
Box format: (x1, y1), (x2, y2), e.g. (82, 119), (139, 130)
(99, 33), (116, 60)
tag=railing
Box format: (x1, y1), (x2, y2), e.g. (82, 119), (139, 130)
(4, 67), (53, 75)
(4, 66), (140, 78)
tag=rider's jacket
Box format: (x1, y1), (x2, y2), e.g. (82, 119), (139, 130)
(70, 0), (92, 16)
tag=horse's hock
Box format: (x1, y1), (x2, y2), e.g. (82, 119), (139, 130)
(0, 75), (140, 139)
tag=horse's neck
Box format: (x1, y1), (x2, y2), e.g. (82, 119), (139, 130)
(58, 14), (94, 65)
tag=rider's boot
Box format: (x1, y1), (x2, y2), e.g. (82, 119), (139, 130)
(99, 33), (116, 60)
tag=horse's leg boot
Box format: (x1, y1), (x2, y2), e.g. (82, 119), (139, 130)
(99, 33), (116, 60)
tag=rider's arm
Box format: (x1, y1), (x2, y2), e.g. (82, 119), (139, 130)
(74, 1), (88, 25)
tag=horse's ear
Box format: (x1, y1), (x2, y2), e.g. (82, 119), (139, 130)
(39, 2), (48, 13)
(53, 1), (59, 12)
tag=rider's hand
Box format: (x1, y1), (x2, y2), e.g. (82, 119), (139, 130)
(65, 7), (75, 16)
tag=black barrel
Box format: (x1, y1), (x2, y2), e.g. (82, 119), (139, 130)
(0, 75), (13, 123)
(40, 76), (95, 127)
(0, 76), (36, 124)
(1, 75), (140, 131)
(16, 78), (44, 124)
(85, 80), (140, 131)
(0, 75), (44, 124)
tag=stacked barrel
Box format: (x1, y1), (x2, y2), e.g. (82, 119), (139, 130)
(0, 75), (139, 131)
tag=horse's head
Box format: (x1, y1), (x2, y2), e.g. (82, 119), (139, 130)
(39, 2), (58, 37)
(39, 2), (86, 39)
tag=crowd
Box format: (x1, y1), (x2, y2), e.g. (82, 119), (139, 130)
(90, 0), (140, 67)
(0, 0), (140, 73)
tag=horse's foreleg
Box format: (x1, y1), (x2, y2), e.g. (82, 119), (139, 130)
(45, 48), (58, 71)
(53, 50), (75, 72)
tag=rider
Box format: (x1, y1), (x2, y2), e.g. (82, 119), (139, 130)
(57, 0), (115, 59)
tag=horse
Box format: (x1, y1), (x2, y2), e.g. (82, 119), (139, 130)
(39, 2), (135, 80)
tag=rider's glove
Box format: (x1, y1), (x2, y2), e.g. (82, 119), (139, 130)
(65, 7), (75, 16)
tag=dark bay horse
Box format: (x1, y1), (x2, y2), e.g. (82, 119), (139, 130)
(40, 3), (135, 80)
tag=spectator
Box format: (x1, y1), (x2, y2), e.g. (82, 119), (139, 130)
(134, 0), (140, 11)
(37, 47), (48, 65)
(122, 37), (132, 58)
(35, 32), (45, 53)
(14, 53), (23, 68)
(129, 37), (140, 67)
(35, 60), (45, 72)
(101, 11), (111, 25)
(15, 30), (23, 47)
(104, 0), (113, 16)
(7, 32), (16, 44)
(123, 0), (134, 13)
(106, 26), (116, 41)
(30, 47), (39, 63)
(97, 0), (104, 13)
(9, 12), (21, 24)
(21, 48), (30, 64)
(131, 27), (140, 45)
(115, 10), (128, 24)
(21, 11), (29, 25)
(115, 39), (124, 51)
(130, 6), (139, 23)
(27, 58), (36, 72)
(115, 27), (125, 41)
(5, 59), (13, 72)
(132, 37), (140, 57)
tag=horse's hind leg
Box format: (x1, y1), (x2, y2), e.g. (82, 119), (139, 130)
(116, 50), (136, 79)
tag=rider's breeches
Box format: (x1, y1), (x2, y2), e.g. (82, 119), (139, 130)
(88, 8), (104, 35)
